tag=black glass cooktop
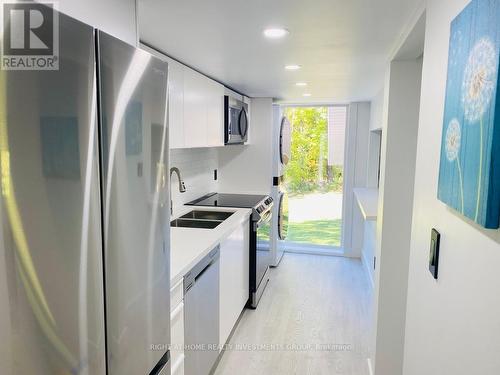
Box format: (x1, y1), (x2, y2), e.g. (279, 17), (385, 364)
(186, 193), (267, 208)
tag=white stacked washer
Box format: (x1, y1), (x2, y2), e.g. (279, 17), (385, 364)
(270, 105), (291, 267)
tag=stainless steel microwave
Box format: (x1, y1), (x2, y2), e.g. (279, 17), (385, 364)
(224, 95), (249, 145)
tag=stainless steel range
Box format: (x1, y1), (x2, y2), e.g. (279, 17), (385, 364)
(186, 193), (273, 308)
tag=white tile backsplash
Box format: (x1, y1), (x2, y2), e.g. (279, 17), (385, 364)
(169, 148), (219, 215)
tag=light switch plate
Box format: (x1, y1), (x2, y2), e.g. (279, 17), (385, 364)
(429, 228), (440, 279)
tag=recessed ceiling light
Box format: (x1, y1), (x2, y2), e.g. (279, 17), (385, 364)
(296, 82), (307, 87)
(263, 27), (289, 39)
(285, 65), (301, 71)
(303, 93), (312, 97)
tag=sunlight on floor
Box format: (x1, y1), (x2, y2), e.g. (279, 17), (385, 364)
(215, 253), (372, 375)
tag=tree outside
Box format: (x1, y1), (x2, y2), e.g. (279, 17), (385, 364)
(282, 107), (345, 247)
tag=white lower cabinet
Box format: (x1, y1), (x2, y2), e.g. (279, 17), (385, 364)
(219, 219), (250, 348)
(170, 280), (185, 375)
(171, 356), (184, 375)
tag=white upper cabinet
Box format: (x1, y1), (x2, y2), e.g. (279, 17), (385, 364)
(140, 47), (227, 149)
(183, 67), (208, 148)
(167, 58), (185, 149)
(206, 78), (225, 147)
(168, 65), (224, 149)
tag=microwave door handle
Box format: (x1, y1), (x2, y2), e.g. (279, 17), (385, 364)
(239, 108), (248, 138)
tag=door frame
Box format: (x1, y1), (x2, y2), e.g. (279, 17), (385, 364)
(278, 104), (349, 255)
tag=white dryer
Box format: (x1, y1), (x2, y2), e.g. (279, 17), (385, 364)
(270, 106), (291, 267)
(273, 106), (291, 177)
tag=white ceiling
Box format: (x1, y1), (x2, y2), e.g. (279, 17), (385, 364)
(138, 0), (421, 103)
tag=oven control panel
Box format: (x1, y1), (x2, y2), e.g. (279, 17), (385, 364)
(254, 197), (273, 218)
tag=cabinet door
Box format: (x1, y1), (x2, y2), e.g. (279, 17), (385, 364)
(183, 67), (207, 148)
(167, 58), (185, 149)
(170, 280), (185, 375)
(171, 301), (185, 375)
(206, 79), (224, 147)
(219, 220), (250, 347)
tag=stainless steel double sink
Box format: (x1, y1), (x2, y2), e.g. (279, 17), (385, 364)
(170, 210), (234, 229)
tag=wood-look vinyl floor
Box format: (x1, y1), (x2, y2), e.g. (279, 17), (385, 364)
(214, 253), (372, 375)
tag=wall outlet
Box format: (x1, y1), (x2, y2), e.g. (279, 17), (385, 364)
(429, 228), (440, 279)
(137, 162), (143, 177)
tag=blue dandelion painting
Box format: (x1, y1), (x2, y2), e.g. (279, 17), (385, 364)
(438, 0), (500, 229)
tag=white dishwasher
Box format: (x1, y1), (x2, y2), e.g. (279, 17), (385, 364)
(184, 247), (220, 375)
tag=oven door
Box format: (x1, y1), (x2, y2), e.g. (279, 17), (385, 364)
(250, 210), (272, 308)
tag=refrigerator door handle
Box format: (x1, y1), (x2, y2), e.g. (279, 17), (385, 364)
(159, 78), (170, 208)
(156, 161), (168, 207)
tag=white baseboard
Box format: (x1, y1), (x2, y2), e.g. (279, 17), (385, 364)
(284, 241), (345, 257)
(361, 251), (375, 290)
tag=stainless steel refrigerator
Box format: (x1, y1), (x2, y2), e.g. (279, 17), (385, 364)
(0, 9), (170, 375)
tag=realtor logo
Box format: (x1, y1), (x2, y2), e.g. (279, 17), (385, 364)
(1, 1), (59, 70)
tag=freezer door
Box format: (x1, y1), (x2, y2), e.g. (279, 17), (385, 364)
(0, 9), (106, 375)
(96, 31), (170, 374)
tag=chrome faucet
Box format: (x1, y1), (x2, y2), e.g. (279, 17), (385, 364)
(170, 167), (186, 215)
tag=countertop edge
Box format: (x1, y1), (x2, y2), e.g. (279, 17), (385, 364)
(353, 188), (379, 221)
(170, 207), (252, 286)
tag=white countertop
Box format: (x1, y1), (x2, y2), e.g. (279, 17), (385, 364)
(170, 206), (252, 286)
(353, 188), (379, 221)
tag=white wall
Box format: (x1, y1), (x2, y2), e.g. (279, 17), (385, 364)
(343, 102), (371, 256)
(366, 131), (382, 189)
(369, 89), (385, 131)
(170, 148), (219, 216)
(56, 0), (137, 45)
(403, 0), (500, 374)
(328, 106), (347, 167)
(218, 98), (273, 195)
(367, 89), (384, 188)
(373, 57), (422, 375)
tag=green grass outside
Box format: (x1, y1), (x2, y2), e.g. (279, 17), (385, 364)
(287, 219), (342, 247)
(258, 219), (342, 247)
